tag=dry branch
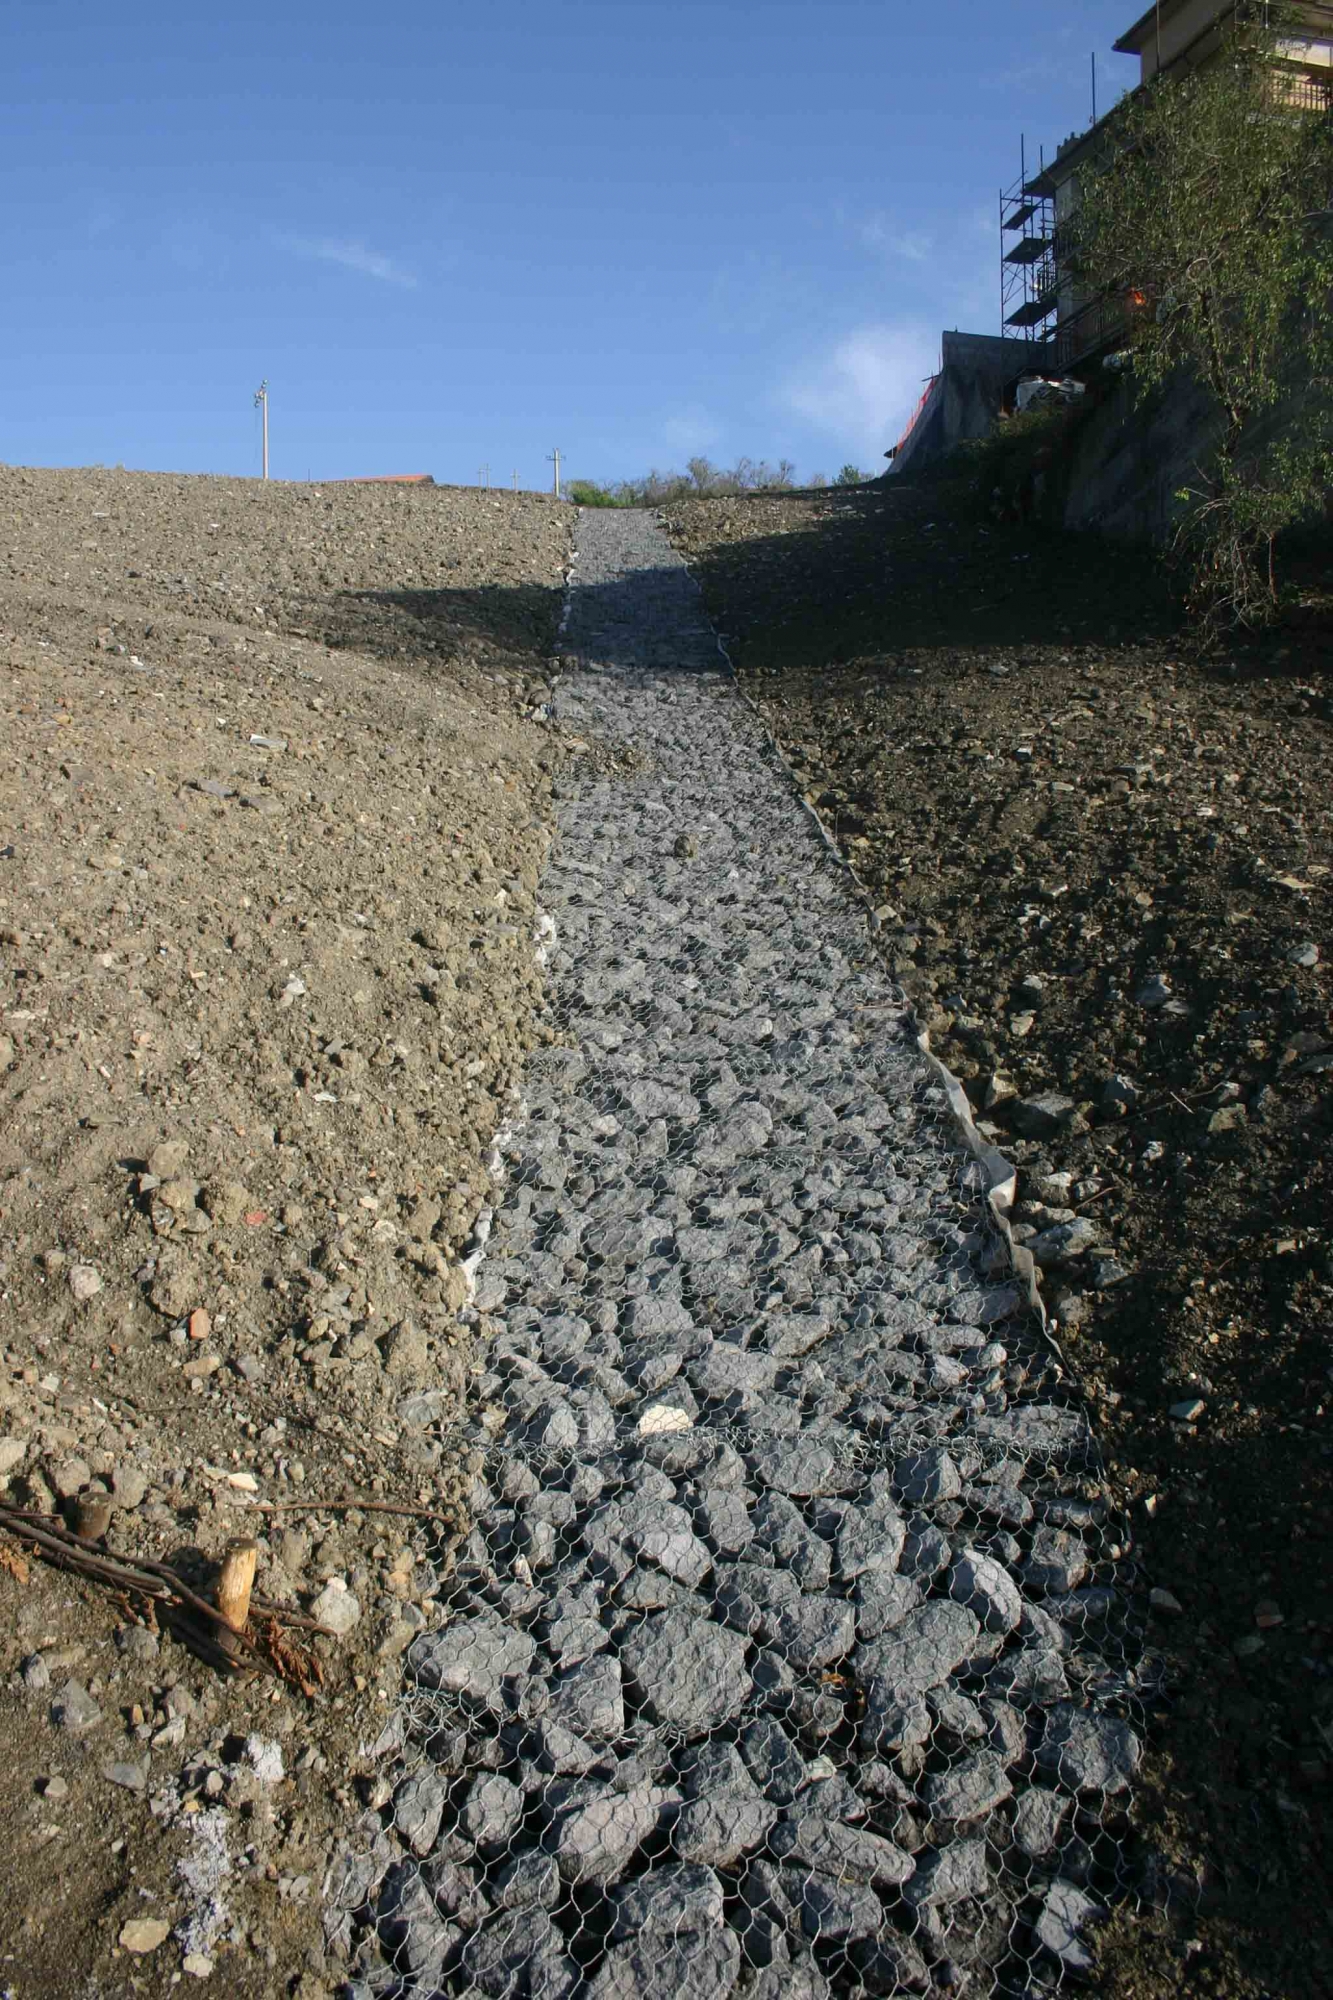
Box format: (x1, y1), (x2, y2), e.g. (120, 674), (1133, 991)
(0, 1505), (333, 1688)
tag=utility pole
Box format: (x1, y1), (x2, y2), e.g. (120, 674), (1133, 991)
(253, 380), (269, 480)
(547, 447), (562, 500)
(478, 463), (491, 489)
(512, 469), (518, 492)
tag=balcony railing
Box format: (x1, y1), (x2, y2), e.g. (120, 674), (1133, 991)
(1053, 293), (1132, 372)
(1274, 67), (1333, 110)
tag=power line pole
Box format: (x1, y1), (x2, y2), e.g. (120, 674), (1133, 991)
(253, 379), (269, 480)
(512, 469), (518, 492)
(547, 447), (562, 500)
(478, 463), (491, 489)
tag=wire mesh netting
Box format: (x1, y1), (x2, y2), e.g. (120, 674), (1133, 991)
(323, 512), (1153, 1998)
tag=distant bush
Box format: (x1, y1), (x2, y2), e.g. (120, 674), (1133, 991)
(566, 455), (804, 506)
(834, 464), (868, 486)
(566, 480), (626, 508)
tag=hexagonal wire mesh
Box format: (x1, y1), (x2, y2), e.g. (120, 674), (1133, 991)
(324, 512), (1155, 1998)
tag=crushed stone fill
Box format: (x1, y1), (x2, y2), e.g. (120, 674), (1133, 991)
(329, 509), (1144, 1998)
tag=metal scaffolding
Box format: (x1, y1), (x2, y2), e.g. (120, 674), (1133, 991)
(1000, 145), (1056, 346)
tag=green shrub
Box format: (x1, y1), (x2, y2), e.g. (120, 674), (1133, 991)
(894, 405), (1074, 518)
(566, 480), (624, 507)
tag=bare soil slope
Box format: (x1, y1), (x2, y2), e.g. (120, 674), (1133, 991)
(0, 467), (572, 1995)
(666, 483), (1333, 2000)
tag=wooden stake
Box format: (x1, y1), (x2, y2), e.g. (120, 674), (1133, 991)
(73, 1490), (114, 1541)
(217, 1537), (258, 1633)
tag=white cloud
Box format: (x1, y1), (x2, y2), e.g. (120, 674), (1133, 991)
(277, 233), (417, 288)
(782, 324), (941, 460)
(858, 215), (933, 264)
(661, 408), (722, 456)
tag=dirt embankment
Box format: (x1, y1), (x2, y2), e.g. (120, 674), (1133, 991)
(666, 483), (1333, 2000)
(0, 467), (573, 1995)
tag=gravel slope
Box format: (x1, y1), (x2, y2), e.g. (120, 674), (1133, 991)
(334, 511), (1144, 2000)
(664, 481), (1333, 2000)
(0, 467), (572, 1995)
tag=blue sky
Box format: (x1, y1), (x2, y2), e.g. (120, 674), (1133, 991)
(3, 1), (1139, 487)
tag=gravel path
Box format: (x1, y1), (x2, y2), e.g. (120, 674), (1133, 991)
(335, 511), (1141, 1998)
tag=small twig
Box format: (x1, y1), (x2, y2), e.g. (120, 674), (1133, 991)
(249, 1593), (328, 1631)
(253, 1498), (442, 1520)
(1094, 1074), (1233, 1133)
(1074, 1179), (1128, 1212)
(1, 1509), (259, 1648)
(1, 1512), (181, 1598)
(0, 1507), (333, 1659)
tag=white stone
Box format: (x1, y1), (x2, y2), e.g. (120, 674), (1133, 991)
(68, 1263), (102, 1302)
(310, 1577), (361, 1635)
(638, 1403), (692, 1436)
(119, 1918), (170, 1954)
(244, 1734), (285, 1784)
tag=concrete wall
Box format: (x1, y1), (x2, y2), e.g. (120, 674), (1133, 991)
(1124, 0), (1333, 81)
(893, 332), (1037, 476)
(1135, 0), (1228, 81)
(891, 324), (1293, 551)
(892, 381), (947, 475)
(1055, 368), (1219, 538)
(1055, 362), (1310, 543)
(940, 333), (1034, 441)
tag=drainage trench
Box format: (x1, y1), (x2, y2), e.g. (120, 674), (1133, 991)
(328, 509), (1142, 1998)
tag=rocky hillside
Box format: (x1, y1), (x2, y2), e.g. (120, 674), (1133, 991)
(0, 467), (572, 1994)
